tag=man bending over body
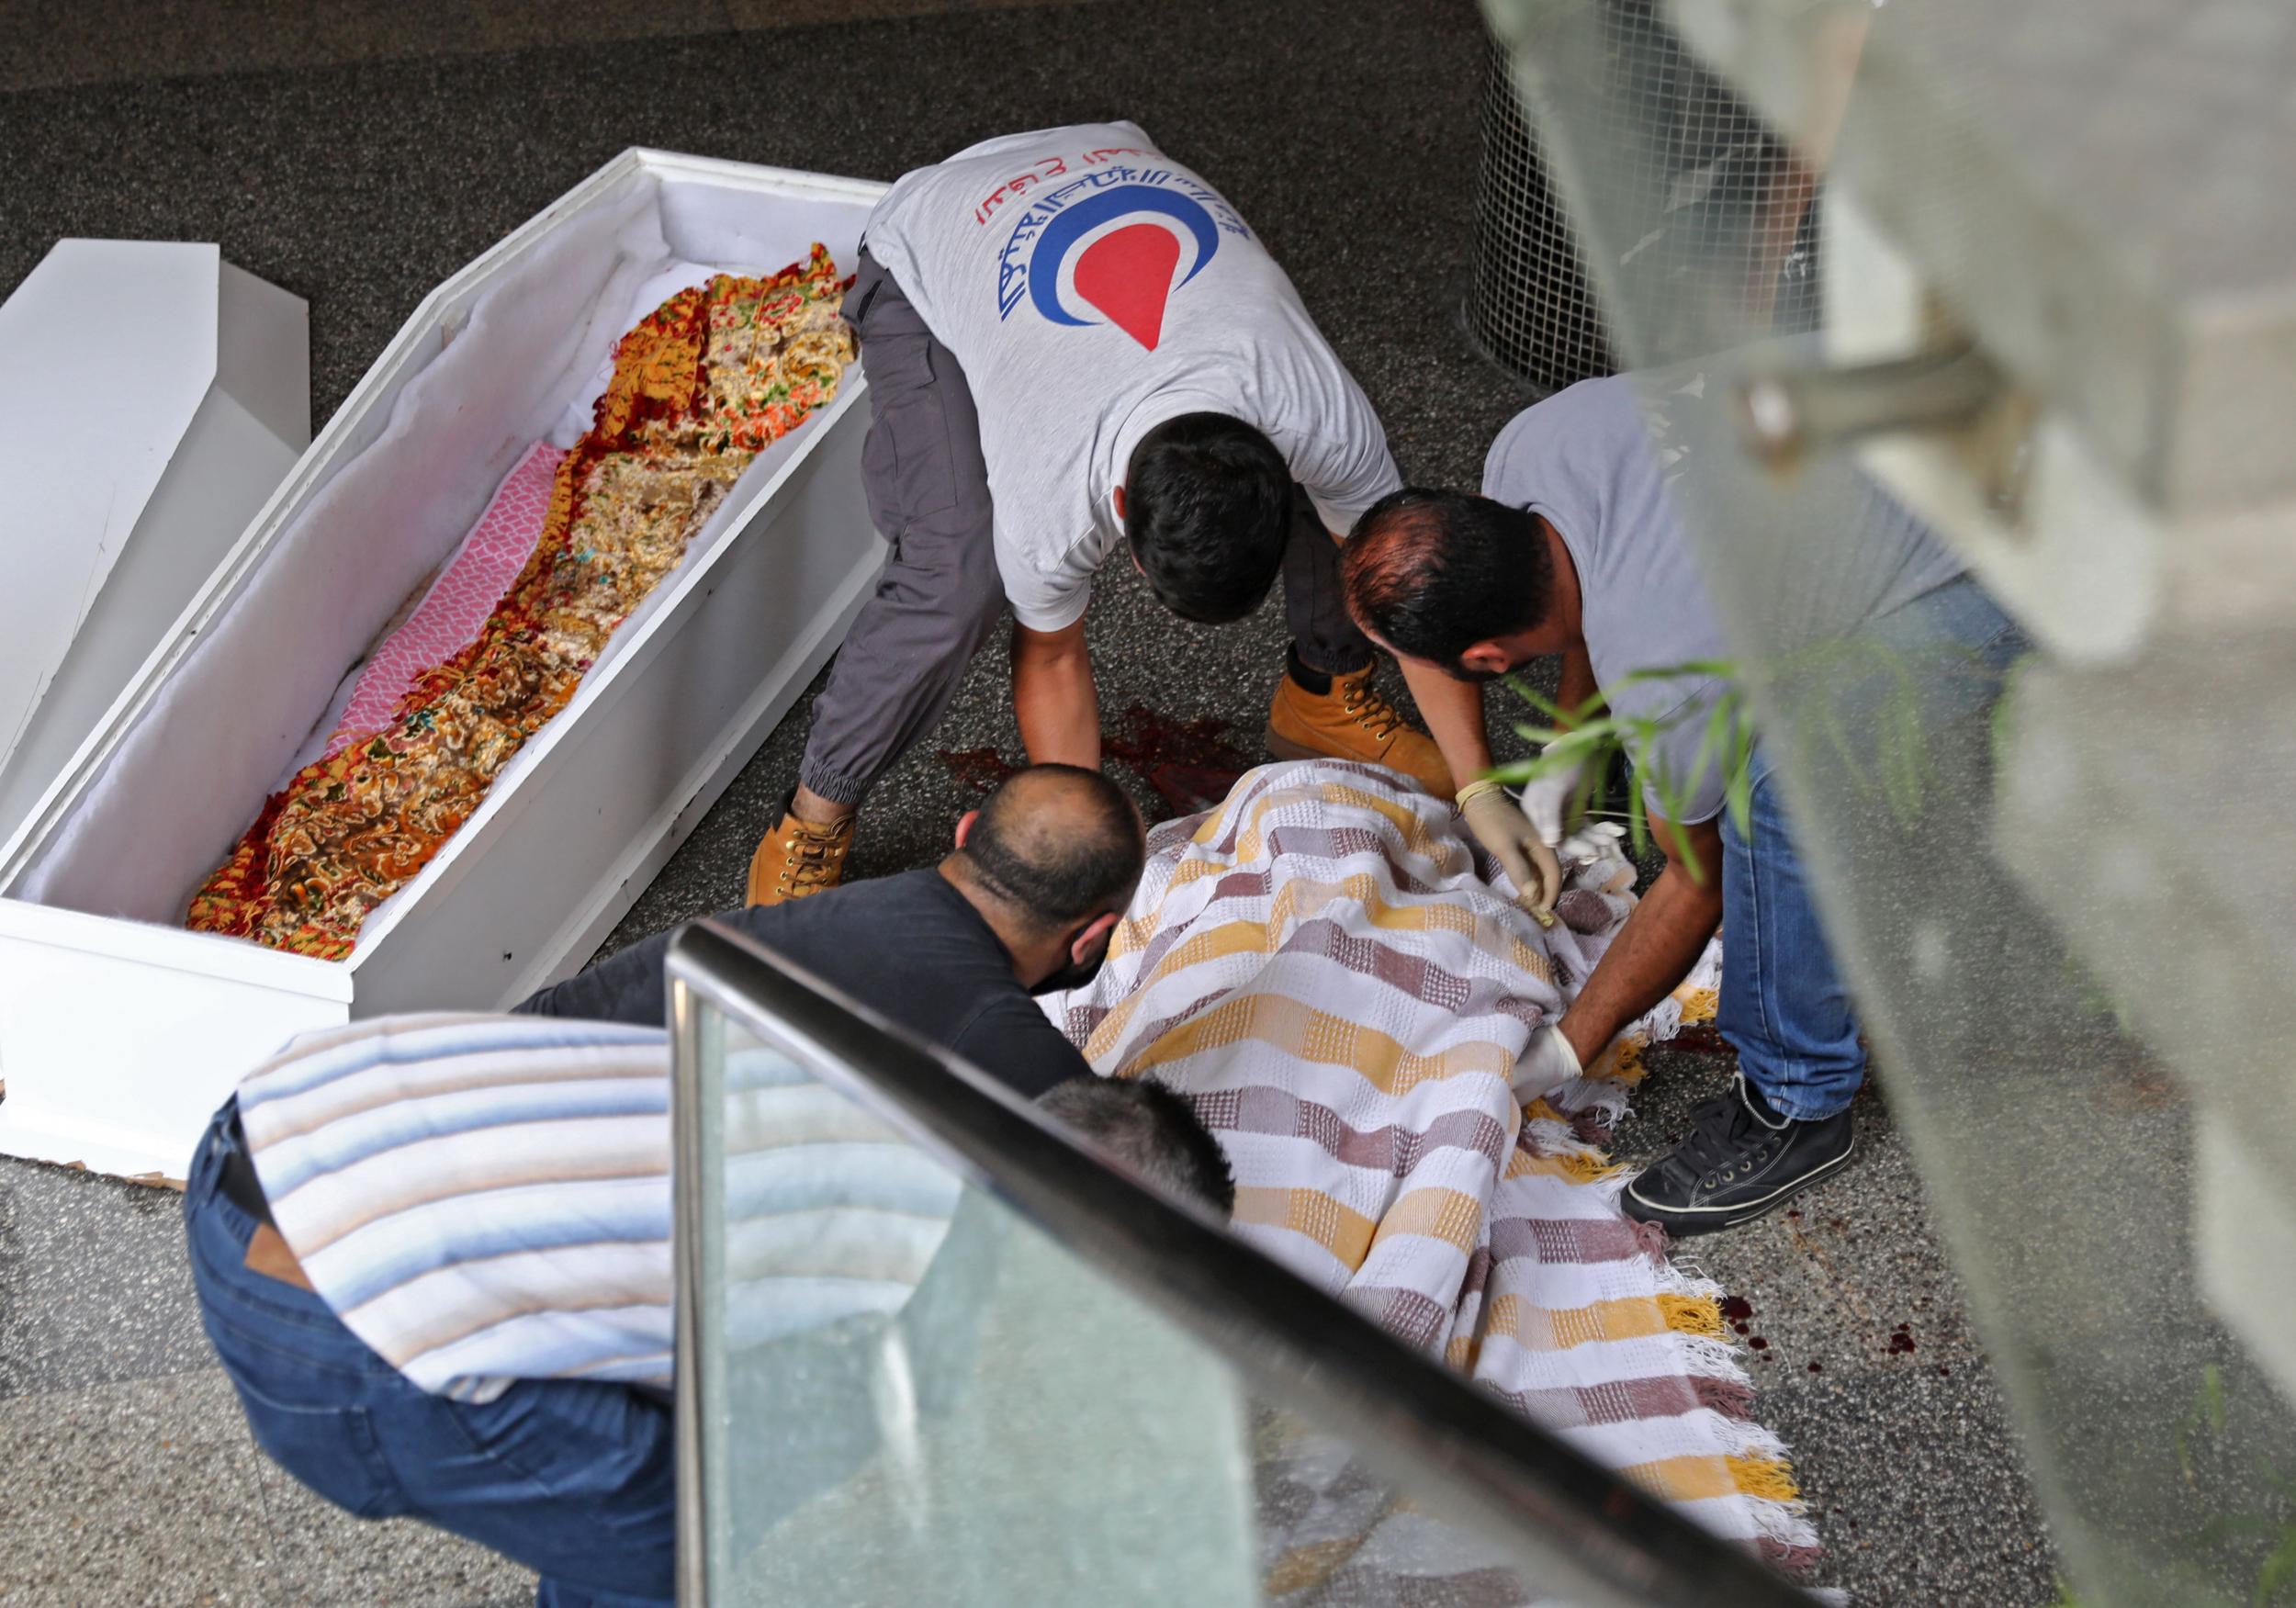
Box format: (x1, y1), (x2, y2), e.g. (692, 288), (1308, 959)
(748, 120), (1459, 906)
(522, 764), (1142, 1093)
(1343, 377), (2028, 1236)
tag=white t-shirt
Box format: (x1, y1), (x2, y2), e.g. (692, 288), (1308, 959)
(862, 121), (1401, 631)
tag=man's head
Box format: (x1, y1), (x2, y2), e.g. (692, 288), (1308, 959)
(946, 764), (1146, 991)
(1120, 412), (1292, 624)
(1343, 488), (1555, 680)
(1036, 1075), (1235, 1215)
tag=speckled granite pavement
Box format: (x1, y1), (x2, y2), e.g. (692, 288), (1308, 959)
(0, 3), (2054, 1602)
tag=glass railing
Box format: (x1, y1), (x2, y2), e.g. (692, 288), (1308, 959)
(662, 918), (1813, 1608)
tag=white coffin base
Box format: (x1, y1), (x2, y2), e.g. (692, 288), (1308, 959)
(0, 151), (889, 1179)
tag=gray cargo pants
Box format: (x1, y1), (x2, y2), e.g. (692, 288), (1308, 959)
(797, 249), (1374, 808)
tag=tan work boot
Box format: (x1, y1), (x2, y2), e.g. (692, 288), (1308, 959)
(1266, 658), (1454, 797)
(745, 806), (855, 906)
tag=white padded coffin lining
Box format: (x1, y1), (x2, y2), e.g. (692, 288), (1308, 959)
(18, 171), (870, 929)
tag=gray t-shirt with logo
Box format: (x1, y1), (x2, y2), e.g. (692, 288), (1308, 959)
(1481, 376), (1965, 824)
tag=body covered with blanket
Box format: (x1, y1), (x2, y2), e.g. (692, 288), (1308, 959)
(1044, 759), (1821, 1580)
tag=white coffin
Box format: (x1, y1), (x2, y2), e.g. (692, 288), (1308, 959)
(0, 151), (889, 1178)
(0, 240), (310, 848)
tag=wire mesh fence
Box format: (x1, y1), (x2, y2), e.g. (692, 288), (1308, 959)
(1467, 0), (1820, 393)
(1464, 32), (1614, 394)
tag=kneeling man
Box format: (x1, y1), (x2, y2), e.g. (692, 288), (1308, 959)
(1343, 376), (2027, 1235)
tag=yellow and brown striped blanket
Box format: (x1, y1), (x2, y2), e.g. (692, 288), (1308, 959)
(1046, 759), (1821, 1591)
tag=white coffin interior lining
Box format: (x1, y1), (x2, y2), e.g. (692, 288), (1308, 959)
(17, 172), (869, 936)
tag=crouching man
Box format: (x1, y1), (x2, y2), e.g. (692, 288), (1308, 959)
(184, 765), (1232, 1606)
(185, 1018), (1228, 1608)
(522, 762), (1148, 1089)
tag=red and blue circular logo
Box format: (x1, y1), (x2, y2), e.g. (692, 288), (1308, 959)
(997, 174), (1245, 351)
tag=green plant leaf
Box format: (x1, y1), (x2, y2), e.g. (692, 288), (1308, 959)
(1725, 717), (1757, 838)
(1491, 656), (1765, 888)
(2253, 1523), (2296, 1607)
(2191, 1514), (2286, 1549)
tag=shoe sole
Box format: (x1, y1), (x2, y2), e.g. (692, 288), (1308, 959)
(1264, 727), (1325, 765)
(1623, 1135), (1857, 1238)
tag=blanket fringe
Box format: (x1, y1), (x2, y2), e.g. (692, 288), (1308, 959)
(1691, 1375), (1757, 1420)
(1759, 1537), (1829, 1580)
(1659, 1292), (1726, 1340)
(1727, 1454), (1802, 1504)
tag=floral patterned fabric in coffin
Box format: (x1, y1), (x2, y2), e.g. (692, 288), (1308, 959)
(188, 248), (854, 958)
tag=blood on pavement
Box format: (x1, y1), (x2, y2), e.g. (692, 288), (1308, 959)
(940, 704), (1251, 818)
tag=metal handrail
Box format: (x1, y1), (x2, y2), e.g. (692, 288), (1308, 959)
(666, 917), (1814, 1607)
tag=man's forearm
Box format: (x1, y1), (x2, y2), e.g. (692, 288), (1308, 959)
(1011, 623), (1101, 768)
(1557, 861), (1723, 1066)
(1396, 657), (1491, 788)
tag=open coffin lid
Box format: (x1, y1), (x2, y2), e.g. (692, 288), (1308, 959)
(0, 240), (309, 849)
(0, 150), (890, 1177)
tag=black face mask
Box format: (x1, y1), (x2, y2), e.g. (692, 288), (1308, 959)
(1028, 932), (1113, 998)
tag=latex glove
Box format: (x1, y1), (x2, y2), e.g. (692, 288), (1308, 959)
(1517, 748), (1595, 849)
(1458, 779), (1561, 924)
(1558, 820), (1636, 896)
(1514, 1022), (1584, 1102)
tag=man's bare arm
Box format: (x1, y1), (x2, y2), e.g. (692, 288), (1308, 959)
(1396, 657), (1493, 783)
(1011, 616), (1100, 769)
(1556, 808), (1725, 1067)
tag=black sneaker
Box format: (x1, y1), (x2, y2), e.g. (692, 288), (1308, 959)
(1622, 1078), (1854, 1236)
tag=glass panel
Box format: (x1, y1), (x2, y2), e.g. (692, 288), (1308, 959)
(1480, 4), (2296, 1602)
(677, 997), (1605, 1608)
(688, 1001), (1262, 1608)
(1246, 1408), (1558, 1608)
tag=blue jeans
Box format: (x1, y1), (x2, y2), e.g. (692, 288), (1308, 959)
(183, 1102), (676, 1608)
(1716, 579), (2028, 1120)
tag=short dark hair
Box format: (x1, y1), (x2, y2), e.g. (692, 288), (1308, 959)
(1343, 488), (1553, 673)
(1124, 412), (1292, 624)
(955, 764), (1145, 933)
(1036, 1076), (1235, 1214)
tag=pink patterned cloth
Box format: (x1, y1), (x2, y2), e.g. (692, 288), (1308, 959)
(325, 442), (566, 758)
